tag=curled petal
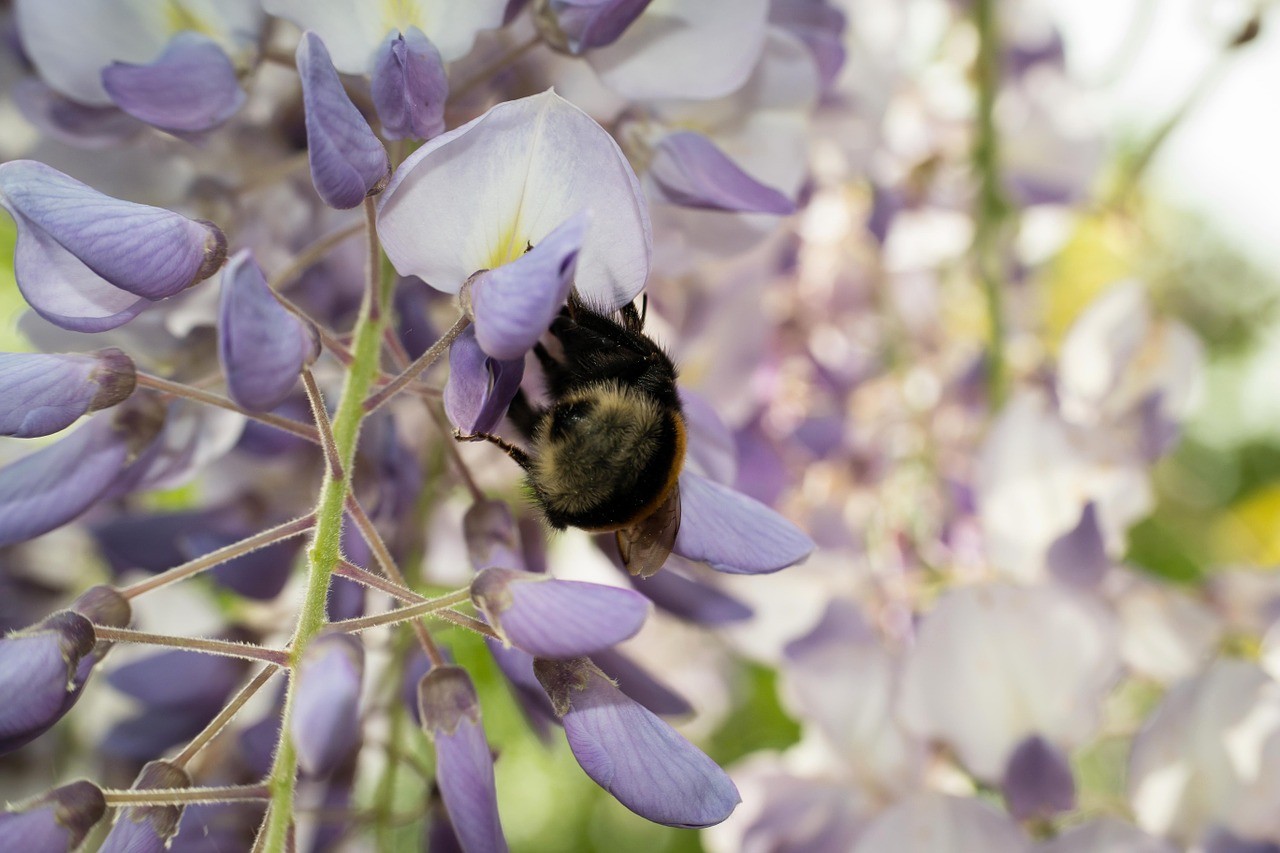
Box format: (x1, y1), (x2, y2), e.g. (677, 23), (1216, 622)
(1001, 734), (1076, 822)
(649, 132), (795, 215)
(371, 27), (448, 142)
(0, 612), (95, 755)
(218, 250), (318, 411)
(418, 666), (509, 853)
(378, 90), (650, 311)
(292, 633), (364, 777)
(0, 160), (226, 331)
(0, 780), (106, 852)
(100, 761), (190, 853)
(297, 32), (390, 209)
(444, 327), (525, 435)
(466, 212), (586, 361)
(535, 0), (654, 53)
(0, 348), (135, 438)
(672, 470), (814, 574)
(472, 567), (651, 658)
(535, 657), (738, 827)
(101, 33), (246, 134)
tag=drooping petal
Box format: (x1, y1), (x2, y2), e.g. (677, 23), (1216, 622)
(0, 406), (164, 548)
(463, 499), (524, 572)
(100, 761), (190, 853)
(443, 327), (525, 435)
(626, 562), (752, 625)
(0, 612), (95, 755)
(534, 0), (654, 53)
(371, 27), (448, 141)
(535, 657), (738, 828)
(292, 633), (364, 777)
(0, 160), (226, 331)
(217, 250), (319, 412)
(417, 666), (509, 853)
(1001, 734), (1076, 822)
(0, 780), (106, 852)
(378, 90), (651, 311)
(472, 567), (651, 658)
(648, 132), (795, 215)
(1046, 501), (1110, 588)
(297, 32), (391, 210)
(672, 470), (814, 574)
(590, 648), (692, 717)
(101, 33), (246, 134)
(852, 792), (1026, 853)
(0, 349), (136, 438)
(466, 212), (585, 361)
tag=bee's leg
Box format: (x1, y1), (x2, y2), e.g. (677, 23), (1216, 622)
(506, 389), (542, 441)
(452, 429), (534, 471)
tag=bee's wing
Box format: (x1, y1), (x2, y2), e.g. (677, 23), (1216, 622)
(616, 485), (680, 579)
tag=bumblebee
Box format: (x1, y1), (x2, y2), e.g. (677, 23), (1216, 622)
(458, 294), (685, 578)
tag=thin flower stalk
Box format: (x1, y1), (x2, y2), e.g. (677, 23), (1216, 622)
(90, 625), (289, 666)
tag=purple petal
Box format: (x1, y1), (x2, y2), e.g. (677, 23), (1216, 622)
(102, 707), (208, 763)
(629, 562), (752, 624)
(0, 161), (226, 331)
(649, 132), (795, 215)
(472, 567), (651, 658)
(90, 508), (225, 577)
(1046, 502), (1110, 589)
(108, 648), (244, 711)
(0, 407), (164, 547)
(101, 33), (246, 134)
(673, 470), (814, 574)
(0, 348), (136, 437)
(1202, 828), (1280, 853)
(0, 780), (106, 852)
(463, 499), (524, 572)
(218, 249), (318, 411)
(467, 212), (586, 361)
(486, 640), (559, 738)
(769, 0), (847, 92)
(11, 78), (145, 150)
(371, 27), (448, 142)
(170, 802), (264, 853)
(292, 633), (363, 777)
(1001, 734), (1076, 821)
(538, 0), (655, 53)
(589, 648), (692, 717)
(100, 761), (190, 853)
(181, 528), (299, 601)
(0, 612), (95, 755)
(238, 688), (284, 779)
(417, 666), (509, 853)
(535, 658), (738, 828)
(444, 326), (525, 435)
(679, 389), (736, 484)
(297, 32), (390, 209)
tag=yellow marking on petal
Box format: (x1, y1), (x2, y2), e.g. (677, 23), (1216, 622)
(382, 0), (425, 33)
(486, 217), (529, 270)
(165, 0), (214, 36)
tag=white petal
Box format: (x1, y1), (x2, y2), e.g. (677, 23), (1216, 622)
(377, 90), (651, 310)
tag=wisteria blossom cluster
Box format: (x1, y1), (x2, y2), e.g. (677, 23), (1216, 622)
(1, 0), (1277, 851)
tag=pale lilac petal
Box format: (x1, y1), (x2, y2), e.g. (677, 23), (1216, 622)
(292, 633), (363, 777)
(444, 327), (525, 435)
(473, 567), (651, 658)
(537, 0), (654, 52)
(672, 470), (814, 574)
(463, 499), (524, 572)
(100, 761), (190, 853)
(1202, 828), (1280, 853)
(101, 33), (246, 134)
(769, 0), (847, 92)
(371, 27), (448, 141)
(378, 90), (650, 311)
(1046, 502), (1110, 588)
(679, 389), (736, 484)
(0, 348), (135, 438)
(0, 408), (163, 548)
(1039, 818), (1174, 853)
(591, 648), (692, 716)
(535, 658), (738, 828)
(297, 32), (390, 210)
(218, 250), (318, 411)
(853, 792), (1026, 853)
(417, 666), (509, 853)
(0, 781), (106, 852)
(468, 212), (585, 361)
(1002, 734), (1076, 821)
(0, 612), (95, 755)
(0, 160), (226, 331)
(649, 132), (795, 215)
(11, 78), (145, 150)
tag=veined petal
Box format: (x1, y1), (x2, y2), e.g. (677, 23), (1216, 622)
(297, 32), (391, 210)
(0, 160), (226, 331)
(417, 666), (509, 853)
(672, 470), (814, 574)
(535, 657), (738, 827)
(443, 327), (526, 435)
(100, 761), (190, 853)
(0, 349), (136, 438)
(292, 633), (364, 777)
(467, 212), (586, 361)
(378, 90), (651, 311)
(101, 33), (245, 134)
(649, 132), (795, 215)
(371, 27), (448, 141)
(218, 250), (319, 412)
(0, 781), (106, 852)
(472, 567), (651, 658)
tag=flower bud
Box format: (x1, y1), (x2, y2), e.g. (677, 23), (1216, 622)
(0, 348), (136, 438)
(371, 27), (448, 141)
(101, 33), (245, 134)
(443, 327), (525, 436)
(292, 633), (363, 776)
(0, 780), (106, 852)
(0, 611), (95, 755)
(100, 761), (190, 853)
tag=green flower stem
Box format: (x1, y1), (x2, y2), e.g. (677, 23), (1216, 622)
(972, 0), (1008, 407)
(259, 198), (395, 853)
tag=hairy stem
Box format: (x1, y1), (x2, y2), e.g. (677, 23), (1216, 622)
(91, 626), (289, 666)
(363, 314), (470, 414)
(135, 373), (320, 444)
(327, 589), (474, 635)
(104, 784), (270, 805)
(173, 666), (279, 768)
(302, 368), (344, 480)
